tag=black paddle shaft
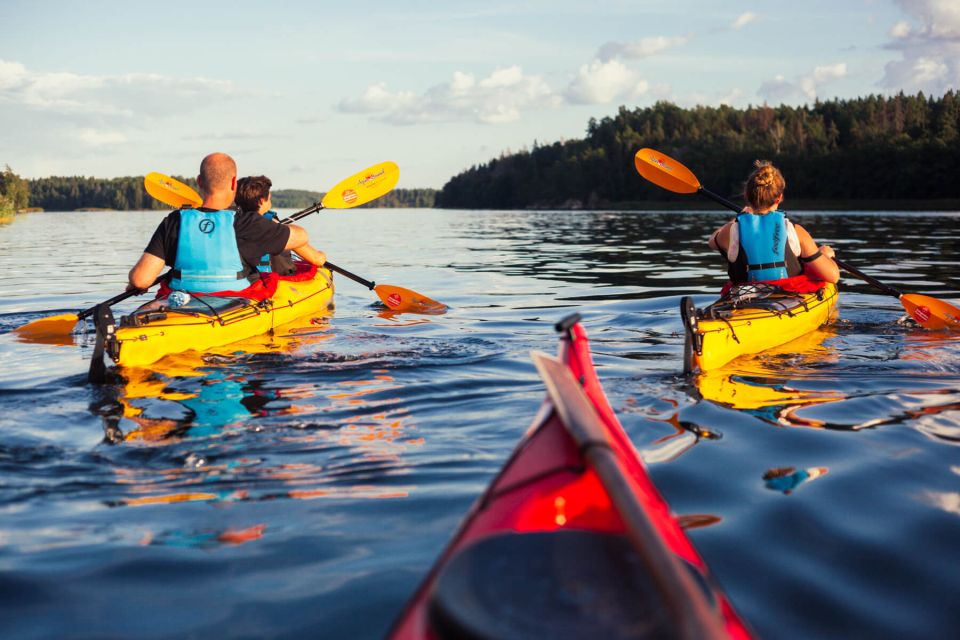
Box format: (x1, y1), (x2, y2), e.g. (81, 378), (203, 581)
(77, 273), (171, 321)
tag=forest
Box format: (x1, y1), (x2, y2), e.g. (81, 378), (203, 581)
(16, 177), (435, 211)
(437, 91), (960, 209)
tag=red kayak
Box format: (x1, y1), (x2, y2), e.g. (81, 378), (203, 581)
(389, 314), (752, 639)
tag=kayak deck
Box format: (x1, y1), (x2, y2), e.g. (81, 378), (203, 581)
(389, 314), (750, 639)
(106, 266), (334, 367)
(682, 281), (839, 373)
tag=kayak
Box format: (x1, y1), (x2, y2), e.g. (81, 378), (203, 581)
(102, 263), (334, 367)
(681, 281), (839, 373)
(388, 314), (751, 640)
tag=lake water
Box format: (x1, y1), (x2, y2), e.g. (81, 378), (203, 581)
(1, 208), (959, 639)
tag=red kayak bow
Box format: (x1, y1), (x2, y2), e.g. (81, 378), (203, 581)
(389, 314), (751, 640)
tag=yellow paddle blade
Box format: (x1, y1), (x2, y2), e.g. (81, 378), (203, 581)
(13, 313), (80, 344)
(144, 172), (202, 208)
(900, 294), (960, 331)
(321, 161), (400, 209)
(374, 284), (446, 314)
(634, 148), (701, 194)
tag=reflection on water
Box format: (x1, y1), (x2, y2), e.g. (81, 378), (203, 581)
(1, 209), (959, 639)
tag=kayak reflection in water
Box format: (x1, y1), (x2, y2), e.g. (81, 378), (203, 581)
(763, 466), (829, 494)
(708, 161), (839, 292)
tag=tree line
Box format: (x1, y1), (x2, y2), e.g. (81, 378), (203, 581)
(8, 176), (436, 211)
(273, 188), (436, 209)
(436, 91), (960, 208)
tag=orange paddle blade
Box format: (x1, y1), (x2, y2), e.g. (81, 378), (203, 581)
(144, 172), (202, 208)
(13, 313), (80, 343)
(634, 148), (701, 194)
(374, 284), (446, 314)
(321, 161), (400, 209)
(900, 294), (960, 330)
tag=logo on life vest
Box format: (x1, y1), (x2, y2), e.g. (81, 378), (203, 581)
(199, 219), (216, 234)
(913, 306), (931, 323)
(342, 189), (358, 204)
(387, 292), (402, 308)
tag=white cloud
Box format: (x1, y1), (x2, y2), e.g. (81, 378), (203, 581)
(0, 58), (235, 121)
(731, 12), (758, 30)
(336, 66), (557, 125)
(77, 129), (126, 146)
(759, 63), (848, 103)
(889, 20), (911, 38)
(882, 0), (960, 94)
(565, 59), (649, 105)
(597, 36), (689, 62)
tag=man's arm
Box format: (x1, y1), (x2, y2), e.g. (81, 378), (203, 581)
(128, 252), (166, 291)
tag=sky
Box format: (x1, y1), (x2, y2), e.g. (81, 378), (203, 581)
(1, 0), (958, 190)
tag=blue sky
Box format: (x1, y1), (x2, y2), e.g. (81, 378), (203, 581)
(1, 1), (957, 189)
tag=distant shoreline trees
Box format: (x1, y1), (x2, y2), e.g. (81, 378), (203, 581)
(1, 166), (30, 214)
(22, 178), (437, 211)
(437, 91), (960, 209)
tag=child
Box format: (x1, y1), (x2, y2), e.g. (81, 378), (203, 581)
(235, 175), (299, 276)
(708, 161), (839, 289)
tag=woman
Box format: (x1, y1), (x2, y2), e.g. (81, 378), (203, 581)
(708, 161), (839, 288)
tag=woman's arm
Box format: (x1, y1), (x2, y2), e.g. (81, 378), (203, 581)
(794, 224), (840, 283)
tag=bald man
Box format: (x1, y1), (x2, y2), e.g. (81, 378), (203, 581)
(128, 152), (325, 293)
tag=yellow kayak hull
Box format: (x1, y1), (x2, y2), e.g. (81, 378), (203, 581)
(110, 268), (334, 367)
(683, 282), (839, 373)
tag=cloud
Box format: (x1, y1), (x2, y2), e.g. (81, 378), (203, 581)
(564, 59), (649, 105)
(77, 129), (126, 146)
(889, 20), (911, 38)
(881, 0), (960, 94)
(336, 66), (558, 125)
(758, 63), (848, 103)
(0, 58), (235, 122)
(731, 12), (758, 30)
(596, 36), (689, 62)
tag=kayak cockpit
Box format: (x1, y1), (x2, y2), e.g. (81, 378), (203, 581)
(427, 529), (685, 640)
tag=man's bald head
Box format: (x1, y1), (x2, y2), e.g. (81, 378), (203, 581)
(197, 152), (237, 201)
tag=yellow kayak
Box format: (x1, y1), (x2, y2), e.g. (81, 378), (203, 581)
(681, 281), (839, 373)
(105, 265), (334, 367)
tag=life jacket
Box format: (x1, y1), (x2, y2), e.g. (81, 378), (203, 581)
(255, 210), (297, 275)
(257, 211), (279, 273)
(170, 208), (251, 293)
(726, 211), (801, 284)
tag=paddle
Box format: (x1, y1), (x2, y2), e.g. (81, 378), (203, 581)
(148, 162), (444, 314)
(144, 172), (202, 208)
(634, 147), (960, 331)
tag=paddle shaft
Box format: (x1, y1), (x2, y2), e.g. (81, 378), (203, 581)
(325, 262), (375, 289)
(77, 273), (170, 321)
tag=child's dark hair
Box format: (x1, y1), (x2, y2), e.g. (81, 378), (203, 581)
(235, 175), (273, 212)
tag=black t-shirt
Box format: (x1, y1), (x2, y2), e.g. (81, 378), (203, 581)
(144, 207), (291, 276)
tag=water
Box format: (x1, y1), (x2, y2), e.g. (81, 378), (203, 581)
(1, 209), (958, 638)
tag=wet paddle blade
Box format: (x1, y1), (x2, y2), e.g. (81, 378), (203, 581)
(144, 172), (202, 208)
(321, 161), (400, 209)
(13, 313), (80, 343)
(900, 294), (960, 330)
(374, 284), (446, 314)
(634, 148), (701, 194)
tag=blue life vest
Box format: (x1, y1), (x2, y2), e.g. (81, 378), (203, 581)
(736, 211), (789, 281)
(170, 208), (250, 293)
(257, 211), (279, 273)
